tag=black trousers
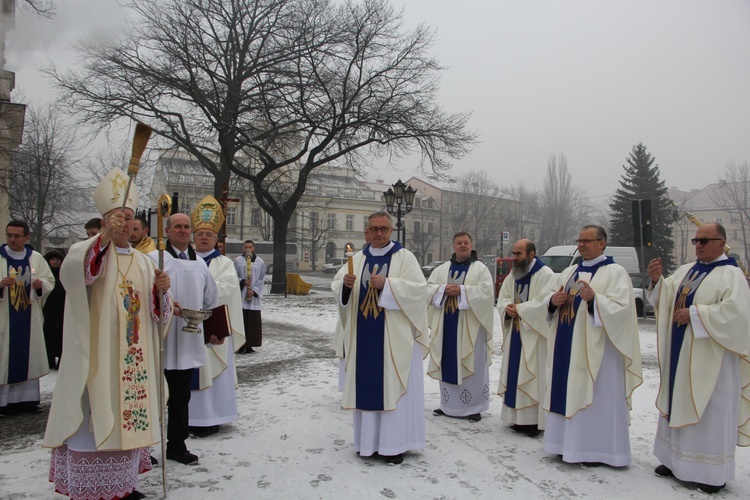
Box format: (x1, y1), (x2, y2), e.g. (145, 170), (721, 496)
(164, 368), (194, 454)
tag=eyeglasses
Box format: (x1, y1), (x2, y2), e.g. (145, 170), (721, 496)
(194, 232), (216, 239)
(5, 233), (26, 239)
(575, 238), (602, 244)
(368, 226), (392, 234)
(691, 238), (723, 245)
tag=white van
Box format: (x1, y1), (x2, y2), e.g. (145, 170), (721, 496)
(539, 245), (640, 274)
(322, 257), (347, 274)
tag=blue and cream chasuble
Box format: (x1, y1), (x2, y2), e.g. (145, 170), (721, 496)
(439, 259), (471, 385)
(549, 256), (614, 416)
(0, 245), (35, 384)
(504, 258), (547, 409)
(355, 241), (404, 411)
(667, 257), (738, 421)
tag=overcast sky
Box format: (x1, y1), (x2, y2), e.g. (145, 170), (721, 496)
(5, 0), (750, 200)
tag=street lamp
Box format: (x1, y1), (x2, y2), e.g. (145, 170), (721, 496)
(383, 179), (417, 244)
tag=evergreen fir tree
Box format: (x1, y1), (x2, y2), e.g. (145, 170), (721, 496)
(608, 143), (674, 272)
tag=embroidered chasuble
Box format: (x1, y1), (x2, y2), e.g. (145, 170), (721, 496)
(504, 259), (547, 408)
(549, 260), (609, 415)
(438, 260), (470, 384)
(190, 251), (245, 391)
(2, 247), (35, 384)
(355, 243), (399, 411)
(44, 241), (168, 451)
(545, 256), (642, 418)
(654, 256), (750, 440)
(110, 252), (158, 448)
(0, 245), (53, 387)
(335, 241), (428, 413)
(667, 260), (736, 420)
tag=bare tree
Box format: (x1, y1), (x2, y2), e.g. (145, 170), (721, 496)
(538, 154), (589, 252)
(500, 182), (543, 243)
(293, 199), (339, 271)
(407, 209), (439, 265)
(709, 160), (750, 265)
(8, 105), (81, 250)
(444, 171), (513, 256)
(46, 0), (476, 292)
(17, 0), (55, 18)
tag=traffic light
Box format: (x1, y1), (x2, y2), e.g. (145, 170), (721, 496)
(632, 199), (653, 247)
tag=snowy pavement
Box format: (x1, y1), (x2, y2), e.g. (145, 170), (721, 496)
(1, 278), (748, 499)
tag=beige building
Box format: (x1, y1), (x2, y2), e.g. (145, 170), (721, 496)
(670, 183), (750, 268)
(146, 150), (521, 271)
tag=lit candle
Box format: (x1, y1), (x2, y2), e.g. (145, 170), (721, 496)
(346, 244), (354, 274)
(9, 267), (17, 280)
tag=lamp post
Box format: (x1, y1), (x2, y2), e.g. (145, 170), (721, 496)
(383, 179), (417, 244)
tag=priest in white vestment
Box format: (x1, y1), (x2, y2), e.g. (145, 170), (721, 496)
(234, 240), (265, 353)
(150, 213), (219, 465)
(188, 196), (245, 437)
(332, 211), (427, 465)
(427, 232), (494, 421)
(497, 239), (555, 436)
(543, 225), (642, 467)
(0, 219), (54, 414)
(43, 168), (173, 500)
(647, 222), (750, 494)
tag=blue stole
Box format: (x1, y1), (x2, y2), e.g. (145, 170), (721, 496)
(191, 249), (223, 390)
(504, 258), (547, 408)
(667, 258), (737, 421)
(440, 259), (471, 384)
(0, 245), (34, 384)
(355, 241), (403, 411)
(549, 256), (614, 416)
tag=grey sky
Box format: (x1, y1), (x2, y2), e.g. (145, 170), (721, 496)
(6, 0), (750, 200)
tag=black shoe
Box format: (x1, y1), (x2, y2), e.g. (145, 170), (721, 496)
(149, 455), (158, 465)
(433, 408), (446, 416)
(654, 464), (674, 478)
(128, 490), (146, 499)
(190, 425), (219, 437)
(385, 454), (404, 466)
(467, 413), (481, 422)
(697, 483), (725, 494)
(582, 462), (603, 468)
(511, 424), (541, 437)
(167, 450), (199, 465)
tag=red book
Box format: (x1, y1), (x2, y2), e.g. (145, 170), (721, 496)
(202, 305), (232, 344)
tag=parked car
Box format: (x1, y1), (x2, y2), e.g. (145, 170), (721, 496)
(322, 257), (347, 274)
(630, 273), (653, 317)
(421, 261), (445, 278)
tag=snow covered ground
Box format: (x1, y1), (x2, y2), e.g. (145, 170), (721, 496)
(1, 276), (748, 499)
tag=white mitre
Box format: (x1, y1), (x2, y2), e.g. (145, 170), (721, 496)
(93, 167), (139, 215)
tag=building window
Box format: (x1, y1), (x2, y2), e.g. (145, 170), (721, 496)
(414, 221), (421, 237)
(414, 198), (421, 208)
(346, 215), (354, 231)
(427, 222), (433, 234)
(226, 206), (237, 226)
(424, 199), (433, 209)
(363, 215), (368, 230)
(327, 213), (336, 230)
(251, 208), (261, 226)
(310, 212), (319, 229)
